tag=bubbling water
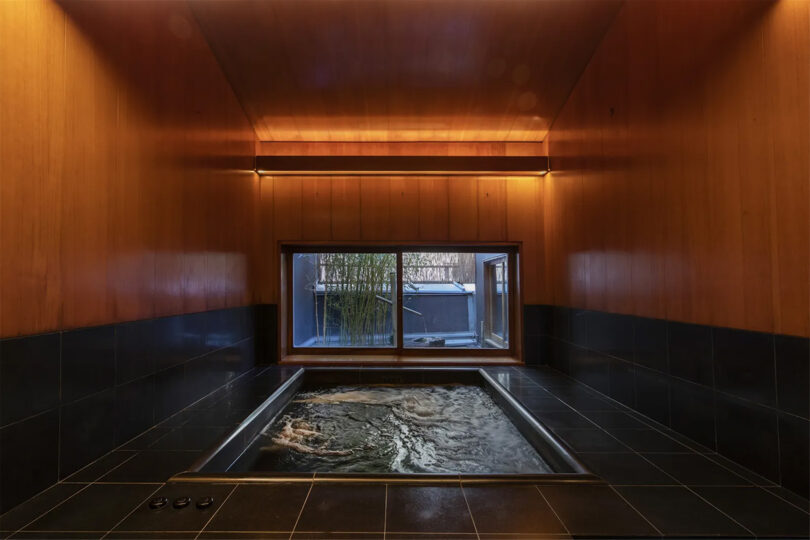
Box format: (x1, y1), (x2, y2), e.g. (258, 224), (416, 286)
(255, 385), (553, 474)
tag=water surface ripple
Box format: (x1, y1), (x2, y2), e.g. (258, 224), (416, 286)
(253, 384), (552, 474)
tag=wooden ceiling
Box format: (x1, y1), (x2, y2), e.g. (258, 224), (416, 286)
(190, 0), (622, 142)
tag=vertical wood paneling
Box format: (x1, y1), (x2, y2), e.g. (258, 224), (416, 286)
(0, 0), (66, 336)
(545, 0), (809, 337)
(0, 0), (257, 337)
(360, 178), (391, 241)
(330, 177), (361, 240)
(477, 178), (507, 241)
(258, 173), (546, 304)
(388, 177), (419, 241)
(447, 177), (480, 242)
(301, 177), (332, 240)
(417, 177), (449, 242)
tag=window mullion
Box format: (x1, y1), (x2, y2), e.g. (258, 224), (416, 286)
(396, 250), (404, 351)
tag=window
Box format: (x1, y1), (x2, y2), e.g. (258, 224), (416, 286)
(286, 245), (517, 355)
(292, 252), (396, 348)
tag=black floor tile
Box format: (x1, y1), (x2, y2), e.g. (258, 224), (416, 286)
(182, 408), (252, 427)
(386, 534), (476, 540)
(292, 533), (384, 539)
(507, 385), (555, 401)
(294, 485), (384, 534)
(517, 396), (573, 412)
(202, 484), (309, 533)
(558, 394), (620, 411)
(149, 426), (232, 451)
(539, 485), (658, 537)
(706, 452), (779, 487)
(156, 409), (195, 428)
(694, 486), (810, 537)
(106, 532), (199, 539)
(63, 451), (137, 482)
(199, 534), (290, 539)
(12, 531), (105, 539)
(616, 486), (752, 537)
(0, 484), (86, 534)
(653, 426), (716, 454)
(608, 429), (692, 453)
(552, 429), (630, 452)
(111, 483), (235, 535)
(100, 451), (199, 482)
(463, 485), (567, 535)
(120, 427), (174, 450)
(21, 484), (158, 534)
(582, 410), (648, 429)
(579, 453), (677, 485)
(643, 453), (752, 486)
(385, 486), (475, 534)
(531, 411), (594, 430)
(764, 487), (810, 513)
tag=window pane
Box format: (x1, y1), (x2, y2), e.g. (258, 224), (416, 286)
(292, 252), (396, 347)
(402, 252), (509, 349)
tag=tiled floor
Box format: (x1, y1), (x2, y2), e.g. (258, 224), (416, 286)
(1, 365), (808, 539)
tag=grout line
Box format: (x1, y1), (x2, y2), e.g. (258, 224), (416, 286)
(63, 451), (139, 484)
(772, 335), (783, 487)
(710, 328), (719, 453)
(458, 483), (480, 540)
(535, 485), (571, 537)
(100, 483), (165, 539)
(383, 483), (388, 540)
(194, 483), (238, 540)
(679, 484), (757, 537)
(9, 483), (95, 537)
(606, 484), (663, 537)
(288, 482), (314, 540)
(529, 364), (769, 479)
(57, 332), (63, 481)
(762, 487), (810, 514)
(524, 364), (810, 511)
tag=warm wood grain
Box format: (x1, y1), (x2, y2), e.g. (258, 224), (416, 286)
(0, 0), (256, 337)
(1, 0), (66, 336)
(190, 0), (622, 142)
(255, 174), (546, 305)
(545, 0), (810, 337)
(257, 142), (545, 157)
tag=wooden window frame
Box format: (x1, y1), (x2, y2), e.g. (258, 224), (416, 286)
(280, 242), (522, 359)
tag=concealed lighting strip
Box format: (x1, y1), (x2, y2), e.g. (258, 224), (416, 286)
(254, 155), (549, 176)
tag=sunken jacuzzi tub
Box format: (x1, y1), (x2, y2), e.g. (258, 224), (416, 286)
(173, 368), (598, 484)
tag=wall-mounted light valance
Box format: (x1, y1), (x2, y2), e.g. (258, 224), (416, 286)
(255, 155), (549, 176)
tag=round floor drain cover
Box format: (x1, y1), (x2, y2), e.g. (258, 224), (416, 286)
(173, 496), (192, 509)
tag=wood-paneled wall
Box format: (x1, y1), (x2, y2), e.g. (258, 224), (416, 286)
(544, 0), (810, 337)
(254, 172), (546, 305)
(0, 0), (257, 338)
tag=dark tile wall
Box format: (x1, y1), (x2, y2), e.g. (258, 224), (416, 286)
(0, 306), (256, 513)
(254, 304), (278, 364)
(524, 304), (810, 499)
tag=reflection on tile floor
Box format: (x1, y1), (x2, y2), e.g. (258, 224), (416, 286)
(1, 365), (808, 539)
